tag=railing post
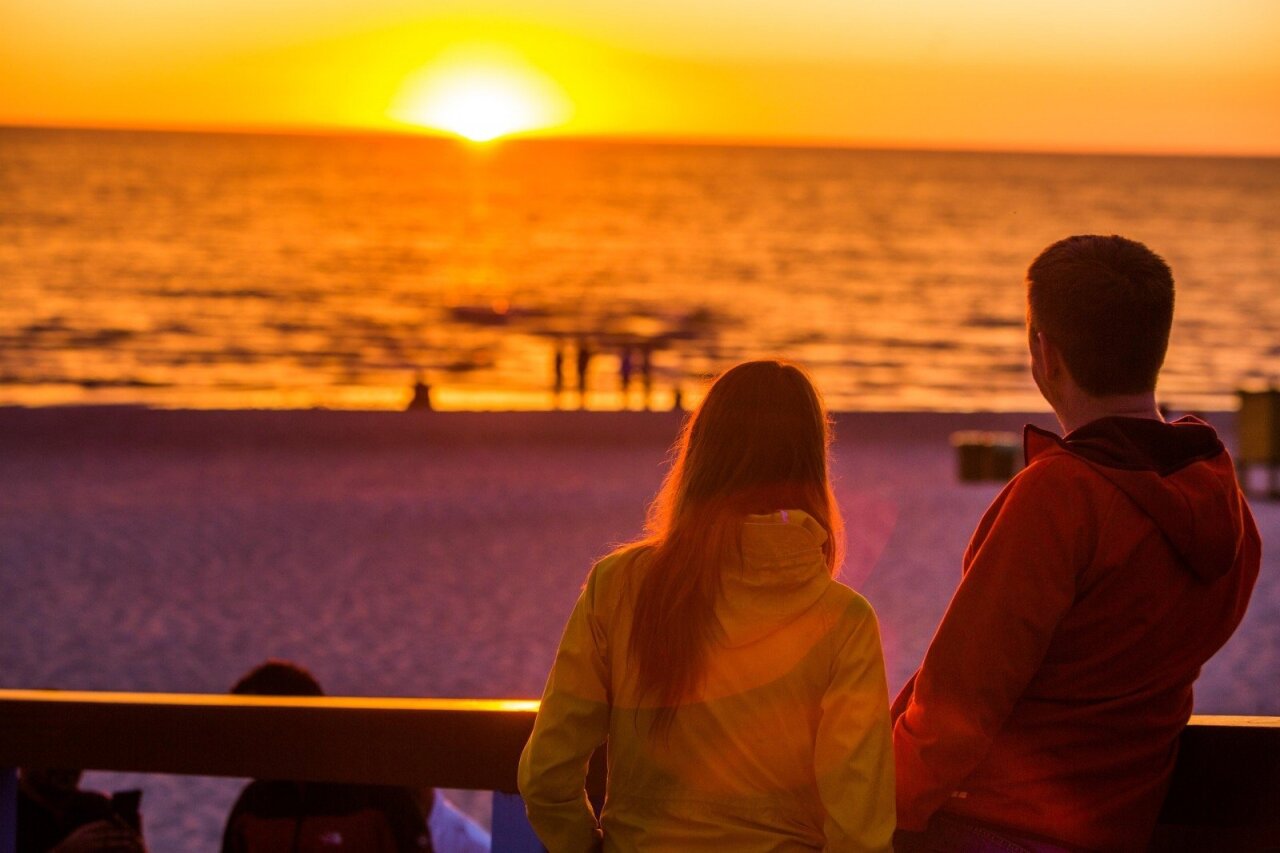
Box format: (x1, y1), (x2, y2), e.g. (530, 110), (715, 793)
(490, 792), (544, 853)
(1, 766), (16, 853)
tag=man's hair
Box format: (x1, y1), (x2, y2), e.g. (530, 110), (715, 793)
(1027, 234), (1174, 396)
(231, 659), (324, 696)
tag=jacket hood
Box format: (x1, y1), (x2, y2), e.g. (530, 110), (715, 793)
(1025, 415), (1248, 582)
(716, 509), (833, 647)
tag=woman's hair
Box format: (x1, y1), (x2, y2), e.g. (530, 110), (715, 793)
(625, 359), (842, 734)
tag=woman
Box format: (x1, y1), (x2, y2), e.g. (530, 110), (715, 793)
(518, 360), (894, 851)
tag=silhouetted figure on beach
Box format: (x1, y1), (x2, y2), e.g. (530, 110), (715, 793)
(618, 346), (634, 407)
(639, 345), (654, 410)
(551, 340), (565, 405)
(520, 361), (894, 850)
(407, 374), (432, 412)
(575, 338), (592, 408)
(892, 236), (1261, 852)
(16, 767), (146, 853)
(222, 660), (488, 853)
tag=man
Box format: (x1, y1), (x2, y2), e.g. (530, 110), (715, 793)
(892, 235), (1260, 851)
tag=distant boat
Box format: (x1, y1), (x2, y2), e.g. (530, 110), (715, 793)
(447, 300), (550, 327)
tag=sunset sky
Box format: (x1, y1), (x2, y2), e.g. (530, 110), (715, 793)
(3, 0), (1278, 154)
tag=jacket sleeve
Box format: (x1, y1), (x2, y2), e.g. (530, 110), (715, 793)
(814, 603), (895, 852)
(892, 460), (1087, 830)
(518, 568), (611, 852)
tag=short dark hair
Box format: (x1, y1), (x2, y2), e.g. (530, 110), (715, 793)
(1027, 234), (1174, 396)
(231, 659), (324, 697)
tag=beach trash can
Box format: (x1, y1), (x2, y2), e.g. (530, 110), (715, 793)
(1237, 389), (1280, 498)
(952, 431), (1022, 482)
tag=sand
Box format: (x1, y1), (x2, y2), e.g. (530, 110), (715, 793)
(2, 406), (1275, 849)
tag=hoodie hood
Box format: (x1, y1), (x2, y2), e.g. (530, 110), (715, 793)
(1025, 415), (1248, 582)
(716, 509), (834, 647)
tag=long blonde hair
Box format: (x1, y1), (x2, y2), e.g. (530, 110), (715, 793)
(626, 360), (842, 734)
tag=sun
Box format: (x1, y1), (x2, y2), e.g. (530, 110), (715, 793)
(414, 73), (542, 142)
(390, 49), (570, 143)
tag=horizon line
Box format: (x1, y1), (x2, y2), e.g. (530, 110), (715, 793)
(4, 119), (1278, 161)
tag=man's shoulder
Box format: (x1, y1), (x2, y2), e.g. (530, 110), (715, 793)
(967, 445), (1113, 553)
(1010, 441), (1113, 497)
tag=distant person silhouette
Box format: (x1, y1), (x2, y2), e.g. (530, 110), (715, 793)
(618, 346), (634, 406)
(16, 767), (146, 853)
(552, 340), (565, 405)
(406, 374), (432, 412)
(575, 338), (592, 407)
(892, 236), (1261, 851)
(639, 344), (654, 410)
(520, 360), (894, 850)
(221, 660), (487, 853)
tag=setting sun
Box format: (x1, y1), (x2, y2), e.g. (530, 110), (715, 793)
(390, 49), (570, 142)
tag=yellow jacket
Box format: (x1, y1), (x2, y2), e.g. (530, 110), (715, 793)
(518, 510), (894, 851)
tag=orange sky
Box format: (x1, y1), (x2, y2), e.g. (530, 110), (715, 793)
(2, 0), (1278, 154)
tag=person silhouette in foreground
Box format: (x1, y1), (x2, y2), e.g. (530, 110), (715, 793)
(17, 768), (146, 853)
(221, 660), (488, 853)
(892, 235), (1260, 852)
(519, 360), (895, 851)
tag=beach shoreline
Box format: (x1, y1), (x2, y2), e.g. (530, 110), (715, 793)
(0, 403), (1183, 446)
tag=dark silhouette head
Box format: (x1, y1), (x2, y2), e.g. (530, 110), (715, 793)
(231, 659), (324, 697)
(1027, 234), (1175, 397)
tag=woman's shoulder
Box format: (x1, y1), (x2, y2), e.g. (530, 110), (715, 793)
(821, 579), (880, 632)
(591, 542), (653, 578)
(584, 543), (654, 602)
(592, 542), (651, 572)
(812, 583), (884, 671)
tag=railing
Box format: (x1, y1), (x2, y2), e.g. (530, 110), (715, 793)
(0, 690), (593, 852)
(0, 690), (1275, 851)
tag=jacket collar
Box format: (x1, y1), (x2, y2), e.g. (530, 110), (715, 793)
(1024, 415), (1224, 474)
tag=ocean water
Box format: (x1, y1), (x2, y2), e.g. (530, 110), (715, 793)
(2, 126), (1278, 411)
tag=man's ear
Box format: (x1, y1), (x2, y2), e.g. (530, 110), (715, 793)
(1031, 329), (1062, 380)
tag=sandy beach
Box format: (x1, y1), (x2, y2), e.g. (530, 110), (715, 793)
(2, 406), (1275, 849)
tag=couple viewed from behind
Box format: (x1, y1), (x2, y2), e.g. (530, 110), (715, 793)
(519, 235), (1261, 852)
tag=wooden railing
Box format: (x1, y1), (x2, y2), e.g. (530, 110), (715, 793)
(0, 691), (569, 853)
(0, 690), (1275, 851)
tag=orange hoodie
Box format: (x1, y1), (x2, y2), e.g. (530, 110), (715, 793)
(892, 416), (1260, 851)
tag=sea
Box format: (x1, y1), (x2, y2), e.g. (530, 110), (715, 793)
(2, 125), (1278, 412)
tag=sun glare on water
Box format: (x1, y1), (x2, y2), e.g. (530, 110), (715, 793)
(391, 50), (570, 142)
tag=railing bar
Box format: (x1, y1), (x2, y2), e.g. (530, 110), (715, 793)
(1186, 714), (1280, 727)
(1, 692), (1276, 842)
(0, 689), (538, 713)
